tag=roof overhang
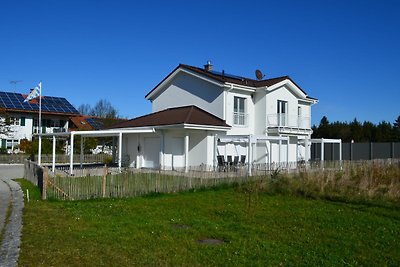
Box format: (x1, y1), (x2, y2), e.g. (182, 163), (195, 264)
(35, 127), (156, 138)
(153, 123), (230, 132)
(265, 79), (307, 98)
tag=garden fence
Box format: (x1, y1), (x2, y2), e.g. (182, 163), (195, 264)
(24, 159), (399, 201)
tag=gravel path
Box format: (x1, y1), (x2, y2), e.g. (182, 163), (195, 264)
(0, 165), (24, 267)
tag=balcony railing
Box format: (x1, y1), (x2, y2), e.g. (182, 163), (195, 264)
(33, 126), (67, 134)
(266, 114), (310, 129)
(233, 112), (248, 126)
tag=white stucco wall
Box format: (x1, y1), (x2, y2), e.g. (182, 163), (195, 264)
(225, 90), (255, 135)
(151, 72), (224, 119)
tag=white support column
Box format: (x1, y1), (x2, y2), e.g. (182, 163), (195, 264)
(321, 138), (325, 161)
(80, 136), (84, 168)
(305, 137), (310, 162)
(278, 139), (282, 164)
(269, 141), (272, 171)
(70, 133), (74, 175)
(118, 132), (122, 171)
(213, 134), (218, 170)
(247, 135), (252, 176)
(38, 136), (42, 166)
(286, 138), (289, 169)
(112, 137), (116, 164)
(321, 138), (325, 169)
(339, 139), (342, 161)
(184, 134), (189, 173)
(52, 135), (56, 172)
(136, 134), (140, 169)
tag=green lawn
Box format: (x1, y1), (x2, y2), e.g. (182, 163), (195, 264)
(17, 179), (400, 266)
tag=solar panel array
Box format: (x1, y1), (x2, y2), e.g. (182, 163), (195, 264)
(210, 70), (247, 80)
(0, 91), (79, 114)
(86, 118), (104, 130)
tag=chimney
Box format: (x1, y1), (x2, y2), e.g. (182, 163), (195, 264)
(204, 60), (213, 72)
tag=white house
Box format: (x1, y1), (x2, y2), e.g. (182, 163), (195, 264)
(102, 62), (318, 171)
(0, 91), (79, 152)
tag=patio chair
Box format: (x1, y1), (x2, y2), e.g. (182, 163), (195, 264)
(233, 156), (239, 166)
(240, 155), (246, 165)
(217, 155), (227, 172)
(227, 155), (233, 170)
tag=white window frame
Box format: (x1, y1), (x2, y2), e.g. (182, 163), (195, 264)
(277, 100), (288, 126)
(233, 96), (247, 126)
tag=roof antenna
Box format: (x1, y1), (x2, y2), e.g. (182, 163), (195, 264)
(255, 70), (265, 80)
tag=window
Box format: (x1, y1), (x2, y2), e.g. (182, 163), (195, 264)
(234, 96), (247, 126)
(20, 117), (26, 126)
(10, 117), (20, 126)
(277, 100), (288, 126)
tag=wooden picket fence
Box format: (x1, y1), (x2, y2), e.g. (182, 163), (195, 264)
(43, 166), (253, 200)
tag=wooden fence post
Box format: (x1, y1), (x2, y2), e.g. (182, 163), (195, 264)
(42, 167), (48, 200)
(102, 164), (107, 198)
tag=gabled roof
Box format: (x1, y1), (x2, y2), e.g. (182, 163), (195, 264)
(107, 105), (230, 129)
(145, 64), (317, 101)
(0, 91), (79, 115)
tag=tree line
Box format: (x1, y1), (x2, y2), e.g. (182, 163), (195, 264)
(312, 116), (400, 142)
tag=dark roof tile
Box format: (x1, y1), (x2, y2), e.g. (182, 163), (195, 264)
(146, 64), (314, 99)
(108, 105), (230, 129)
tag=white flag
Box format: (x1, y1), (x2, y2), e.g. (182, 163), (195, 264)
(24, 81), (41, 102)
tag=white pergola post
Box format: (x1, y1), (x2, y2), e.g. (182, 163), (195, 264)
(184, 134), (189, 173)
(70, 133), (74, 175)
(80, 136), (84, 168)
(38, 136), (42, 166)
(321, 138), (325, 161)
(52, 135), (56, 172)
(118, 132), (122, 171)
(339, 140), (342, 161)
(247, 135), (252, 176)
(286, 138), (289, 169)
(278, 139), (282, 165)
(214, 134), (218, 170)
(305, 137), (310, 162)
(269, 141), (272, 171)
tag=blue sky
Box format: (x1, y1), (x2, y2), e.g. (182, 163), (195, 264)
(1, 0), (399, 126)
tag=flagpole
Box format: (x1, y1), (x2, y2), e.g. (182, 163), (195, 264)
(38, 81), (42, 166)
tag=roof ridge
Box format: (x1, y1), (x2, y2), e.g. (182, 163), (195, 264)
(184, 106), (195, 123)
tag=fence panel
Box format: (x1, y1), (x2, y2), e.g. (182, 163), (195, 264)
(23, 160), (44, 194)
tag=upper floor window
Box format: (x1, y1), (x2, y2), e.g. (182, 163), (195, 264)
(234, 96), (247, 126)
(277, 100), (288, 126)
(10, 117), (20, 126)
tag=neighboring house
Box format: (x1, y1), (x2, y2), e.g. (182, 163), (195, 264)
(0, 90), (79, 152)
(106, 62), (318, 170)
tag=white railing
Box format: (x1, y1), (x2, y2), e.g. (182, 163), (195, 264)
(266, 114), (310, 128)
(233, 112), (248, 126)
(33, 126), (67, 134)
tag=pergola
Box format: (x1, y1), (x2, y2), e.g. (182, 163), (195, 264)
(37, 128), (155, 175)
(217, 134), (290, 175)
(310, 138), (342, 161)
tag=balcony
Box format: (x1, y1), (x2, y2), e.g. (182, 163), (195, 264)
(33, 126), (67, 134)
(233, 112), (248, 126)
(266, 114), (311, 134)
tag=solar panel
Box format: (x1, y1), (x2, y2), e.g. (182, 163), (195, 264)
(86, 118), (103, 130)
(0, 91), (79, 114)
(210, 70), (247, 80)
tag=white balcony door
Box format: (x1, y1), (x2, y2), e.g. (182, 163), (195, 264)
(277, 100), (288, 126)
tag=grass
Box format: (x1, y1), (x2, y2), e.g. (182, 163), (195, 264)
(16, 179), (400, 266)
